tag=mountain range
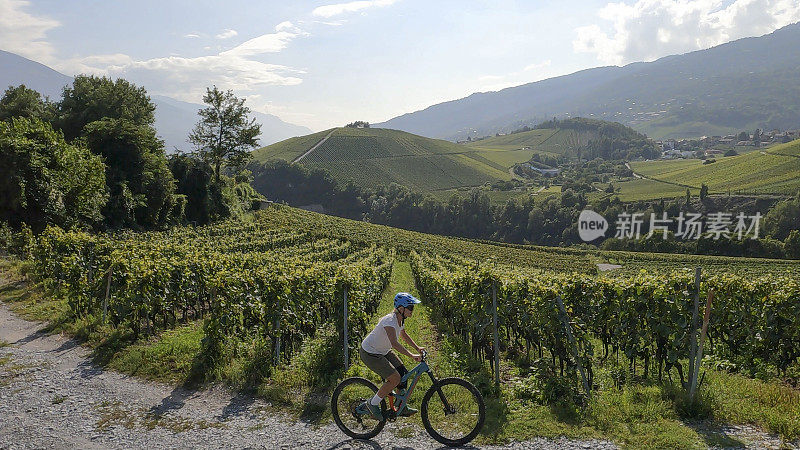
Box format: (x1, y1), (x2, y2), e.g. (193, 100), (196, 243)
(375, 22), (800, 140)
(0, 50), (311, 152)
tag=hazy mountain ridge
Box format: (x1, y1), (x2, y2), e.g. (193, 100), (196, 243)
(0, 50), (311, 151)
(376, 23), (800, 140)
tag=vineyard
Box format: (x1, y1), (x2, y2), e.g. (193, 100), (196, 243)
(6, 204), (800, 445)
(250, 129), (333, 162)
(411, 251), (800, 382)
(628, 139), (800, 196)
(251, 127), (511, 192)
(26, 221), (393, 367)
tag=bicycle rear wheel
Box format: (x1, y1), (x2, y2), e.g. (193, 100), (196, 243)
(421, 377), (485, 447)
(331, 377), (386, 440)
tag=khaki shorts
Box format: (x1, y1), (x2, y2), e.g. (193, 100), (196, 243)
(359, 347), (402, 380)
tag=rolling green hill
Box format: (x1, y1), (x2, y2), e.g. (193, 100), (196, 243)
(464, 128), (563, 166)
(252, 127), (510, 192)
(466, 118), (656, 168)
(627, 139), (800, 197)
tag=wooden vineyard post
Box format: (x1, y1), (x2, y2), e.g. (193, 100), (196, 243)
(491, 282), (500, 391)
(690, 289), (714, 402)
(687, 267), (701, 390)
(555, 296), (591, 399)
(343, 287), (349, 370)
(274, 300), (281, 366)
(103, 268), (112, 324)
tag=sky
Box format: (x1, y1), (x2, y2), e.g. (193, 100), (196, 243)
(2, 0), (799, 131)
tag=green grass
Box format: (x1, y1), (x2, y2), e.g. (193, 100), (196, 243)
(704, 370), (800, 439)
(629, 139), (800, 196)
(106, 322), (204, 383)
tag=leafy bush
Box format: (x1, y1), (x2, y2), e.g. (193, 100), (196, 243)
(0, 118), (107, 232)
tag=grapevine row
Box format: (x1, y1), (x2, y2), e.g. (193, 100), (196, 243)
(411, 251), (800, 383)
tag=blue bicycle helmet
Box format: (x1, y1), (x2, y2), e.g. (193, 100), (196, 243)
(394, 292), (421, 309)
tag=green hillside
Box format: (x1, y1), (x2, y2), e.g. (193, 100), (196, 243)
(252, 127), (510, 192)
(628, 139), (800, 196)
(464, 128), (585, 167)
(251, 128), (332, 162)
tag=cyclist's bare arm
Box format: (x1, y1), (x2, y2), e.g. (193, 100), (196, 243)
(385, 326), (421, 362)
(400, 329), (424, 353)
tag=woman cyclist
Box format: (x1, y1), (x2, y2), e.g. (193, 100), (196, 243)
(358, 292), (425, 421)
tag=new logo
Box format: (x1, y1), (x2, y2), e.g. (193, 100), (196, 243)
(578, 210), (608, 242)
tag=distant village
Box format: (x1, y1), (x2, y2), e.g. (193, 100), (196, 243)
(658, 128), (800, 160)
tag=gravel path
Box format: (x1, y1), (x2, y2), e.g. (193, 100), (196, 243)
(0, 302), (617, 449)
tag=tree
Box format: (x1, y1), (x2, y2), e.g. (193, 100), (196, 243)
(84, 118), (179, 229)
(0, 85), (53, 122)
(785, 230), (800, 259)
(189, 86), (261, 183)
(738, 131), (749, 142)
(57, 75), (155, 142)
(763, 192), (800, 240)
(0, 117), (107, 231)
(169, 153), (214, 225)
(699, 183), (709, 200)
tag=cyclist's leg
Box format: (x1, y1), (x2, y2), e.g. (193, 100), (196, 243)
(360, 348), (400, 411)
(385, 351), (409, 390)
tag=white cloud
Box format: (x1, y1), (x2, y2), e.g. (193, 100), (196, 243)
(0, 0), (59, 63)
(54, 53), (135, 76)
(312, 0), (398, 18)
(215, 29), (238, 39)
(105, 55), (303, 102)
(184, 33), (201, 38)
(574, 0), (800, 65)
(64, 21), (309, 103)
(221, 22), (307, 56)
(275, 21), (295, 32)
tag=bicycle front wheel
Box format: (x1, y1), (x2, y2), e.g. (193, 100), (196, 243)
(421, 377), (485, 447)
(331, 377), (386, 440)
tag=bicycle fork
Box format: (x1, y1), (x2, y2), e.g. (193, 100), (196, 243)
(427, 371), (456, 415)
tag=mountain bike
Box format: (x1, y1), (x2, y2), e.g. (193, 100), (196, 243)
(331, 350), (485, 447)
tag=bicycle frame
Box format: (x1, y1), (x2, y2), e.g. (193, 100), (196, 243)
(385, 354), (454, 419)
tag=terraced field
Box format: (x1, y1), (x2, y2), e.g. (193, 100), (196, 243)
(464, 128), (590, 168)
(627, 139), (800, 196)
(252, 127), (510, 191)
